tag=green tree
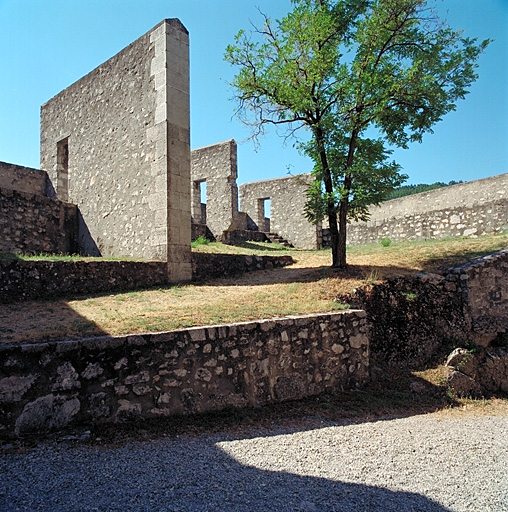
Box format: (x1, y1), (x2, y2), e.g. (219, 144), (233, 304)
(225, 0), (489, 267)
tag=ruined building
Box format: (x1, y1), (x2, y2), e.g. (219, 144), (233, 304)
(1, 18), (507, 280)
(40, 19), (192, 281)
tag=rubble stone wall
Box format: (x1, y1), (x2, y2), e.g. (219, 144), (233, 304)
(239, 174), (319, 249)
(0, 187), (78, 256)
(345, 173), (508, 245)
(451, 247), (508, 340)
(0, 254), (294, 303)
(0, 162), (51, 197)
(347, 247), (508, 366)
(0, 310), (369, 438)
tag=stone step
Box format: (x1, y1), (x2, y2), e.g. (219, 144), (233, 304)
(264, 232), (294, 247)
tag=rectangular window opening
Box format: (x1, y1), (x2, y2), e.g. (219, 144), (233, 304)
(57, 137), (69, 202)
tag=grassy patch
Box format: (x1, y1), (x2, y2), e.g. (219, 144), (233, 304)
(1, 232), (506, 344)
(192, 240), (293, 255)
(0, 253), (149, 262)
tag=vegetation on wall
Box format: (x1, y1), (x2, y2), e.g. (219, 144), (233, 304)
(384, 180), (464, 201)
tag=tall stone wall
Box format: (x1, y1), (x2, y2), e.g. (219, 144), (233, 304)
(346, 173), (508, 245)
(0, 162), (51, 197)
(0, 311), (369, 438)
(40, 19), (191, 281)
(190, 140), (244, 239)
(0, 187), (78, 256)
(239, 174), (320, 250)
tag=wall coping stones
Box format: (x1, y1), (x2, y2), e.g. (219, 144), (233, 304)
(0, 309), (370, 438)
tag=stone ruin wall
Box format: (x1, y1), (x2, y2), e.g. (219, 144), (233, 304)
(345, 173), (508, 245)
(1, 246), (507, 438)
(0, 162), (52, 197)
(0, 162), (78, 255)
(0, 254), (293, 303)
(39, 20), (192, 281)
(239, 174), (320, 250)
(0, 310), (370, 438)
(190, 140), (246, 239)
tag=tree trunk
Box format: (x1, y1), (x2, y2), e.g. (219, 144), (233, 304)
(336, 173), (351, 268)
(335, 130), (359, 268)
(314, 127), (341, 267)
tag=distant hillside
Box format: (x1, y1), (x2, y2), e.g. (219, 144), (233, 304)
(384, 180), (464, 201)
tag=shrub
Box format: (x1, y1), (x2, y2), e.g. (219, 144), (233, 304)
(380, 237), (392, 247)
(191, 236), (210, 248)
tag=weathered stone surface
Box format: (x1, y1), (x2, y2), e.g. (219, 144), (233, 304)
(446, 348), (476, 377)
(0, 162), (49, 196)
(0, 310), (369, 438)
(446, 345), (508, 397)
(447, 370), (482, 398)
(239, 174), (319, 249)
(52, 362), (80, 391)
(14, 395), (80, 435)
(0, 375), (36, 403)
(341, 173), (508, 246)
(0, 186), (78, 255)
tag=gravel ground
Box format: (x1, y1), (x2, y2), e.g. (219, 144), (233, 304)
(1, 412), (507, 512)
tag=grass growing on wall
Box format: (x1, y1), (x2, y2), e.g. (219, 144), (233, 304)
(0, 232), (507, 344)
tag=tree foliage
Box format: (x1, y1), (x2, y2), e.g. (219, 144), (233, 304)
(225, 0), (489, 267)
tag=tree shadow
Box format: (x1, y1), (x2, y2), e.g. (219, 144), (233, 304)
(0, 296), (106, 345)
(1, 415), (456, 511)
(200, 262), (416, 288)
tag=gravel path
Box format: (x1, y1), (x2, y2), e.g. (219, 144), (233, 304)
(1, 412), (507, 512)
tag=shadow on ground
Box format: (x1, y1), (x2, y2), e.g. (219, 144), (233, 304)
(1, 418), (456, 511)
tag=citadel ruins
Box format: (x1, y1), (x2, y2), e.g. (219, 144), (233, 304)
(0, 18), (506, 279)
(1, 20), (507, 438)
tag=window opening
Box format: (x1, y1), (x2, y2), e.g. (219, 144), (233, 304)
(57, 137), (69, 201)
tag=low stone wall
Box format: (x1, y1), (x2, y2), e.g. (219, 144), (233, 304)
(192, 253), (293, 281)
(0, 187), (78, 256)
(450, 247), (508, 340)
(346, 247), (508, 366)
(0, 310), (369, 438)
(0, 254), (294, 302)
(0, 260), (169, 303)
(0, 162), (51, 197)
(445, 346), (508, 397)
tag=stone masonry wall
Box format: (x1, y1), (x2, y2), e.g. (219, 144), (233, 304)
(0, 187), (78, 256)
(0, 162), (51, 197)
(0, 310), (369, 438)
(191, 140), (244, 239)
(450, 247), (508, 341)
(345, 173), (508, 245)
(0, 254), (294, 303)
(40, 20), (192, 282)
(239, 174), (320, 250)
(345, 247), (508, 366)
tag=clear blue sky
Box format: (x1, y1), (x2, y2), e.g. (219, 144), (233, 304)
(0, 0), (506, 186)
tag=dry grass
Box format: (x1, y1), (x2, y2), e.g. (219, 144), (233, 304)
(1, 233), (507, 345)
